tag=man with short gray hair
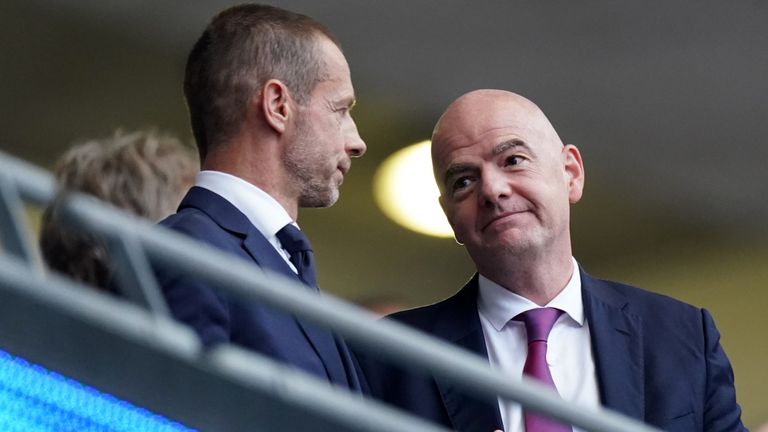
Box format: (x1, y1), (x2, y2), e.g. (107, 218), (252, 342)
(157, 4), (366, 390)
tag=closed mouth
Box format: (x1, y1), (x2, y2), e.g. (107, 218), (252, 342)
(337, 161), (350, 176)
(481, 210), (529, 231)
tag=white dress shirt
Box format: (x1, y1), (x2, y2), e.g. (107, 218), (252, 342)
(195, 170), (299, 272)
(477, 257), (601, 432)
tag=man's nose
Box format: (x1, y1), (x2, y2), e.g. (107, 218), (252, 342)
(479, 169), (510, 205)
(346, 123), (366, 158)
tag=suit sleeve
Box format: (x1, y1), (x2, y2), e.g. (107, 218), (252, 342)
(701, 308), (746, 431)
(154, 214), (234, 347)
(158, 266), (231, 346)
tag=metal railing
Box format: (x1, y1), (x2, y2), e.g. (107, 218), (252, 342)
(0, 150), (659, 432)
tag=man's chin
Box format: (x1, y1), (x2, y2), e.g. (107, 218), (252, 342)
(298, 188), (339, 208)
(484, 231), (539, 254)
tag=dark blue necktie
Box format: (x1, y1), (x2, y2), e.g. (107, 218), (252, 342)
(276, 224), (317, 288)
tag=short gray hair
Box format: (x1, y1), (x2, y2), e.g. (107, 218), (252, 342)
(184, 3), (340, 161)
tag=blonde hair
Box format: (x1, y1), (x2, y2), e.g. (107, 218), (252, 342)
(39, 129), (198, 292)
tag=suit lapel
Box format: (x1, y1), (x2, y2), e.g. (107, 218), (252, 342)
(581, 272), (645, 421)
(181, 188), (299, 281)
(433, 276), (503, 432)
(425, 268), (645, 430)
(181, 187), (351, 387)
(179, 187), (253, 234)
(241, 223), (351, 388)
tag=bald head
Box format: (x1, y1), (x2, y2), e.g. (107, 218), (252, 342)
(432, 90), (563, 177)
(430, 90), (585, 299)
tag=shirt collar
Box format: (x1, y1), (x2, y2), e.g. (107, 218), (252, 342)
(477, 257), (584, 331)
(195, 170), (295, 237)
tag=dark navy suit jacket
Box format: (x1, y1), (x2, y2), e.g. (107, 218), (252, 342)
(156, 187), (362, 391)
(357, 272), (745, 431)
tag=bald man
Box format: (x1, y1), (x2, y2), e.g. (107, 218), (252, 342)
(358, 90), (745, 431)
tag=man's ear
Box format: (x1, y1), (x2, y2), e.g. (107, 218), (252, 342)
(563, 144), (585, 204)
(261, 79), (292, 134)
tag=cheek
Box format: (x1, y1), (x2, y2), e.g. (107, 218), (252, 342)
(521, 178), (561, 205)
(446, 201), (476, 234)
(541, 187), (571, 222)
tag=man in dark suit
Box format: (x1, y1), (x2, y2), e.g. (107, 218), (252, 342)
(156, 4), (366, 390)
(358, 90), (745, 430)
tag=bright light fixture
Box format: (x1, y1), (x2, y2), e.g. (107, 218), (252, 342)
(373, 140), (454, 238)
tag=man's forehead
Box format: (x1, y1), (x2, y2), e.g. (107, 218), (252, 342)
(432, 95), (556, 166)
(312, 59), (354, 102)
(310, 36), (350, 79)
(433, 122), (539, 165)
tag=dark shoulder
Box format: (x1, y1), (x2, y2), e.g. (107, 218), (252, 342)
(584, 274), (705, 334)
(158, 207), (241, 251)
(591, 275), (699, 311)
(385, 276), (479, 333)
(387, 301), (451, 332)
(160, 207), (215, 233)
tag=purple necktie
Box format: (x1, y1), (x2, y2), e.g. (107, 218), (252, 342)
(514, 307), (571, 432)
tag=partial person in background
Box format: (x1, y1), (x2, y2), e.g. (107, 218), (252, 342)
(358, 90), (745, 431)
(40, 129), (197, 294)
(155, 4), (367, 390)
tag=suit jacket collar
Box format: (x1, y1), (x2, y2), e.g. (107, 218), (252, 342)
(580, 270), (645, 421)
(194, 171), (292, 239)
(177, 187), (356, 388)
(431, 270), (646, 430)
(179, 187), (295, 279)
(431, 275), (504, 432)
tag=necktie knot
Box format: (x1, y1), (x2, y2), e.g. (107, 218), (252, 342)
(276, 224), (312, 254)
(276, 224), (316, 288)
(514, 307), (563, 343)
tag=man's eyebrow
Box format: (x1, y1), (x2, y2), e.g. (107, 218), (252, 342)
(337, 96), (356, 109)
(328, 96), (356, 110)
(492, 139), (528, 156)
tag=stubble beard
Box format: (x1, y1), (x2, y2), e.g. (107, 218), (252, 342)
(470, 224), (551, 272)
(297, 180), (339, 208)
(285, 116), (339, 209)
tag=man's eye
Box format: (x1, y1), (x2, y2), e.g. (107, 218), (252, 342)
(451, 176), (473, 192)
(506, 155), (524, 166)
